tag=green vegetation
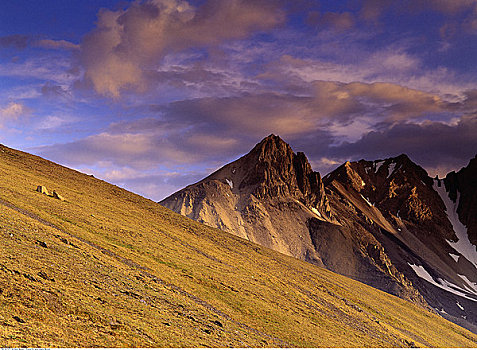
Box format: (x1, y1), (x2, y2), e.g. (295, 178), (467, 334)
(0, 144), (476, 347)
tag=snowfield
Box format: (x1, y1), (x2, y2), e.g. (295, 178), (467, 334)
(433, 179), (477, 269)
(408, 263), (477, 301)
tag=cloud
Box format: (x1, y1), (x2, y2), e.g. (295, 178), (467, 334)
(360, 0), (477, 21)
(0, 102), (28, 126)
(35, 115), (75, 131)
(38, 76), (466, 175)
(80, 0), (284, 97)
(258, 46), (476, 101)
(305, 11), (355, 31)
(0, 34), (30, 49)
(35, 39), (80, 50)
(0, 35), (80, 51)
(75, 164), (207, 201)
(40, 82), (70, 99)
(0, 56), (78, 85)
(359, 0), (393, 22)
(412, 0), (477, 14)
(326, 116), (477, 176)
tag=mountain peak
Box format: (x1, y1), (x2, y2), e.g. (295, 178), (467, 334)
(465, 154), (477, 171)
(239, 135), (328, 206)
(249, 134), (293, 162)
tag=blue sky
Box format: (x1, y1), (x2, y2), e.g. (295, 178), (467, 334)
(1, 0), (476, 200)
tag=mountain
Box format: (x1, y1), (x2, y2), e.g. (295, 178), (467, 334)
(161, 135), (332, 264)
(324, 154), (477, 332)
(2, 144), (476, 347)
(161, 135), (477, 334)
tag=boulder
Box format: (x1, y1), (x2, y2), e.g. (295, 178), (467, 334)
(52, 190), (64, 201)
(36, 185), (49, 195)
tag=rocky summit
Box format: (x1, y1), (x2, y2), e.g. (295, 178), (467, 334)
(161, 135), (477, 334)
(161, 135), (333, 265)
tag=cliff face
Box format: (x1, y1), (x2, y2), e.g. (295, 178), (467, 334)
(445, 155), (477, 247)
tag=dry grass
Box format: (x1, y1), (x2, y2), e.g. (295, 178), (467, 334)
(0, 144), (476, 347)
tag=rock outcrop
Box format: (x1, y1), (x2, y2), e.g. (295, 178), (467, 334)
(36, 185), (49, 195)
(445, 155), (477, 246)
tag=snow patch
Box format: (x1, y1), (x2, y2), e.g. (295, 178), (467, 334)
(360, 194), (373, 207)
(311, 207), (322, 218)
(458, 274), (477, 294)
(449, 253), (459, 262)
(387, 162), (397, 178)
(457, 301), (464, 310)
(433, 179), (477, 269)
(374, 161), (385, 172)
(408, 263), (477, 301)
(226, 178), (233, 189)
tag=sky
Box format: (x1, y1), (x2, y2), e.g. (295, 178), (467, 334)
(1, 0), (476, 201)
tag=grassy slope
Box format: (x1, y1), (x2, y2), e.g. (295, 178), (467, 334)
(0, 145), (476, 348)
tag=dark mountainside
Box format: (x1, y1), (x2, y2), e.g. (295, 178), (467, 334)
(161, 135), (477, 334)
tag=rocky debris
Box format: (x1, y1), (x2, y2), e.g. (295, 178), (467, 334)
(212, 320), (223, 327)
(36, 185), (49, 195)
(35, 240), (48, 248)
(12, 315), (26, 323)
(38, 271), (55, 282)
(52, 190), (64, 201)
(36, 186), (65, 201)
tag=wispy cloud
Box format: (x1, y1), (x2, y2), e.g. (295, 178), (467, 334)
(0, 34), (30, 49)
(0, 56), (78, 85)
(0, 102), (29, 127)
(35, 39), (80, 51)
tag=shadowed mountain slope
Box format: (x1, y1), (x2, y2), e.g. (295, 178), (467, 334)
(1, 145), (476, 347)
